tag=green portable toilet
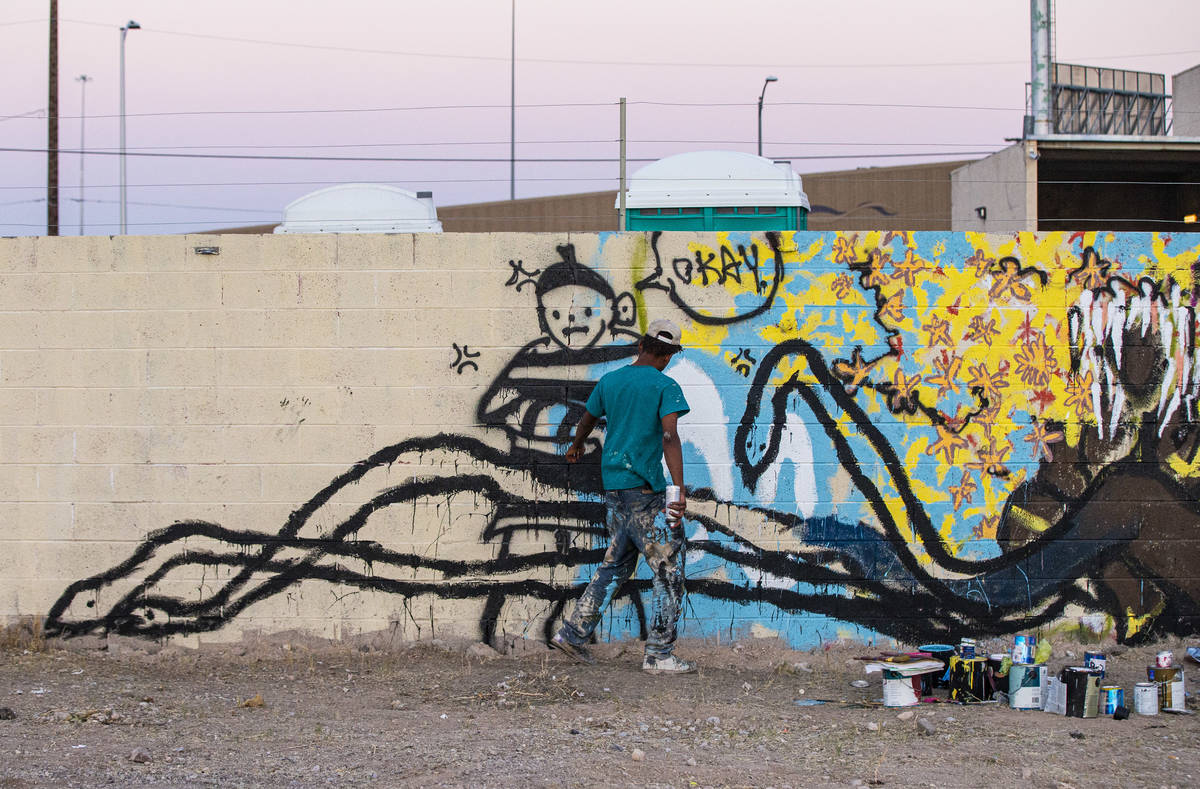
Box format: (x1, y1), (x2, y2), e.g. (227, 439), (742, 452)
(619, 151), (810, 231)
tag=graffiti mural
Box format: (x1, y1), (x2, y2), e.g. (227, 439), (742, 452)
(43, 231), (1200, 647)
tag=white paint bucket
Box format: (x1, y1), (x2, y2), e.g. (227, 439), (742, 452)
(1008, 663), (1046, 709)
(882, 675), (919, 707)
(1134, 682), (1159, 716)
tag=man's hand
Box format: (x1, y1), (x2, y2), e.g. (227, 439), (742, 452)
(565, 411), (599, 464)
(666, 496), (686, 531)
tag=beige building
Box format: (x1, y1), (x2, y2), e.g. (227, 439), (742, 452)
(951, 63), (1200, 232)
(215, 159), (971, 235)
(435, 159), (969, 233)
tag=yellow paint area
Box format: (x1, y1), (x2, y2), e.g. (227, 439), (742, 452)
(1006, 505), (1052, 535)
(1166, 450), (1200, 479)
(1125, 601), (1165, 639)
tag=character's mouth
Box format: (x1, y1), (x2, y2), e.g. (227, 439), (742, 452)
(562, 326), (589, 337)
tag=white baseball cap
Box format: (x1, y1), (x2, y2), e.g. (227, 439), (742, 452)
(646, 318), (683, 349)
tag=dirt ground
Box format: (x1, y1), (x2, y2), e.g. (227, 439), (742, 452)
(0, 629), (1197, 789)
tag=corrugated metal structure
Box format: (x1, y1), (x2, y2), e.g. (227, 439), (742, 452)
(1050, 63), (1170, 136)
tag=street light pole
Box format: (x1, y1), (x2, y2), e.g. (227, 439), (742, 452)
(48, 0), (59, 236)
(757, 75), (778, 157)
(510, 0), (515, 201)
(76, 74), (91, 235)
(119, 20), (139, 235)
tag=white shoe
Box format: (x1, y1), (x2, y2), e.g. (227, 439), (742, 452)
(642, 654), (696, 675)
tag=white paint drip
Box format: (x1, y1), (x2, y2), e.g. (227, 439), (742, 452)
(666, 358), (734, 500)
(1072, 274), (1199, 440)
(753, 412), (817, 519)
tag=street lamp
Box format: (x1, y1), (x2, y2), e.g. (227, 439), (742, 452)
(757, 75), (778, 157)
(119, 20), (140, 235)
(75, 74), (92, 235)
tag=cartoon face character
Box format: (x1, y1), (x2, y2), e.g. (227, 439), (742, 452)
(532, 245), (637, 351)
(540, 284), (613, 349)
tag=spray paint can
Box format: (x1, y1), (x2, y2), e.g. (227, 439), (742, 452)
(958, 638), (976, 659)
(1012, 635), (1029, 664)
(1155, 650), (1174, 668)
(1134, 682), (1159, 716)
(1084, 651), (1106, 679)
(665, 485), (683, 526)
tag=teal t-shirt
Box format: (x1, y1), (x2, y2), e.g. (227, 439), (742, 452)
(584, 364), (690, 491)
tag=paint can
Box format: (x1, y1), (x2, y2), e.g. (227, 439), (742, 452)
(1012, 635), (1028, 664)
(1061, 666), (1101, 718)
(918, 644), (956, 688)
(1083, 651), (1106, 679)
(1099, 685), (1124, 715)
(665, 485), (683, 525)
(1169, 669), (1187, 712)
(1012, 634), (1036, 664)
(958, 638), (976, 659)
(1155, 650), (1174, 668)
(882, 669), (920, 707)
(1134, 682), (1159, 716)
(986, 654), (1009, 700)
(949, 656), (988, 702)
(1147, 666), (1185, 712)
(1008, 663), (1046, 709)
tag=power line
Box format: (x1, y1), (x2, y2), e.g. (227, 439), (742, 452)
(3, 175), (1199, 194)
(1, 108), (46, 123)
(0, 146), (1002, 163)
(0, 98), (1040, 122)
(86, 139), (1004, 152)
(54, 18), (1200, 70)
(14, 101), (616, 122)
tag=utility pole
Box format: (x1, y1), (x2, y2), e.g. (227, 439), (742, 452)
(510, 0), (516, 201)
(119, 20), (140, 235)
(47, 0), (59, 236)
(76, 75), (92, 235)
(618, 98), (626, 231)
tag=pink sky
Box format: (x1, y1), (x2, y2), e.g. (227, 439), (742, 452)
(2, 0), (1199, 235)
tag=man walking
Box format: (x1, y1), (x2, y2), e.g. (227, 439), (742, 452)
(549, 318), (695, 674)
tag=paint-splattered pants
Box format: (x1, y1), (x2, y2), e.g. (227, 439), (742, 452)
(558, 488), (685, 658)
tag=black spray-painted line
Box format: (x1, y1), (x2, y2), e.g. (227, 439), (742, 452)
(734, 336), (1165, 593)
(44, 425), (1185, 644)
(636, 232), (786, 326)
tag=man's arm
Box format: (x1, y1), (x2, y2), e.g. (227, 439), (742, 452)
(661, 411), (685, 524)
(565, 410), (599, 463)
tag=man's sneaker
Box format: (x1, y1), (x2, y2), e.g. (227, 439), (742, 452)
(642, 654), (697, 675)
(549, 633), (596, 665)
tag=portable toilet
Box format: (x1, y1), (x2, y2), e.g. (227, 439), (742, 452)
(619, 151), (809, 231)
(274, 183), (443, 233)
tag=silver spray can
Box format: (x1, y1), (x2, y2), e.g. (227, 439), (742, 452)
(665, 485), (683, 525)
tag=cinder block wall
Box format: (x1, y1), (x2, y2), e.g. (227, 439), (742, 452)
(2, 231), (1198, 648)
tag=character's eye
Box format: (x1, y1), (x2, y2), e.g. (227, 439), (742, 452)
(584, 308), (593, 317)
(552, 310), (561, 319)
